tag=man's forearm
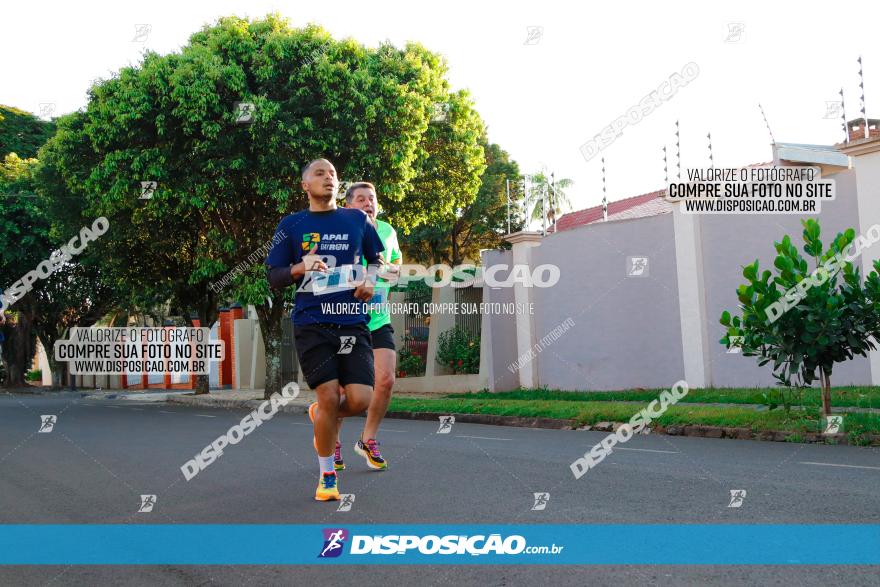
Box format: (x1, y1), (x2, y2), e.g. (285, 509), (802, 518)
(267, 265), (294, 289)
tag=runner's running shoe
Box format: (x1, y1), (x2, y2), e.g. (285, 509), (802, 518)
(354, 438), (387, 470)
(334, 441), (345, 471)
(315, 471), (340, 501)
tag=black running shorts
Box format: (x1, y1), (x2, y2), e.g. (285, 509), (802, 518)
(294, 322), (375, 389)
(370, 324), (396, 351)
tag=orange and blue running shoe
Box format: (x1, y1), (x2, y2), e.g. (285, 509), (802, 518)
(315, 471), (340, 501)
(354, 438), (387, 471)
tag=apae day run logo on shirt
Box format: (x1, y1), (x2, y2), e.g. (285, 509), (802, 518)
(302, 232), (320, 251)
(302, 232), (351, 252)
(319, 528), (348, 558)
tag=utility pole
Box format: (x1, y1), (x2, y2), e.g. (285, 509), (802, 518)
(506, 179), (511, 234)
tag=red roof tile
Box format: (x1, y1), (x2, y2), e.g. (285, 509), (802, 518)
(556, 189), (665, 231)
(556, 161), (774, 232)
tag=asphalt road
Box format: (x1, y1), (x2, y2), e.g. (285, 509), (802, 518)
(1, 392), (879, 586)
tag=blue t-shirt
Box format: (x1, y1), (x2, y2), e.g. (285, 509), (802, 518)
(267, 208), (384, 326)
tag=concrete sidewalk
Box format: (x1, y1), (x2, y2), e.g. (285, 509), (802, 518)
(166, 388), (315, 413)
(164, 387), (441, 412)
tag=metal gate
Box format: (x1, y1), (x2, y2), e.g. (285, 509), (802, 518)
(281, 316), (299, 383)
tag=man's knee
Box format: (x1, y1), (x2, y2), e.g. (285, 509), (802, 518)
(316, 382), (341, 415)
(344, 387), (372, 414)
(375, 368), (394, 393)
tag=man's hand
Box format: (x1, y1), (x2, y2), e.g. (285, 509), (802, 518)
(353, 263), (378, 301)
(291, 245), (328, 280)
(376, 252), (401, 281)
(353, 280), (375, 302)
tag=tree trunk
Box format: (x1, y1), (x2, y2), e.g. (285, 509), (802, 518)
(820, 367), (832, 417)
(191, 303), (219, 396)
(257, 290), (287, 400)
(1, 312), (37, 389)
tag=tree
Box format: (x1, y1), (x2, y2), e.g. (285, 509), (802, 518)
(0, 154), (48, 387)
(41, 14), (484, 397)
(720, 218), (880, 417)
(0, 105), (56, 159)
(524, 170), (573, 230)
(31, 263), (118, 388)
(402, 139), (523, 265)
(393, 89), (487, 245)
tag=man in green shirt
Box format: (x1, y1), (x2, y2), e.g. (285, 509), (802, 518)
(336, 182), (402, 471)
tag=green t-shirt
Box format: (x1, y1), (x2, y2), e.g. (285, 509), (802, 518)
(366, 219), (401, 331)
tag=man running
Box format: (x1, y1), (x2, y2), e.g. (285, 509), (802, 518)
(266, 159), (384, 501)
(334, 182), (402, 472)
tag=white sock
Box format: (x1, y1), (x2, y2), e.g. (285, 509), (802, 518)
(318, 455), (335, 474)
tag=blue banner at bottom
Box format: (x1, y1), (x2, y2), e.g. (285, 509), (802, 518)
(1, 525), (878, 564)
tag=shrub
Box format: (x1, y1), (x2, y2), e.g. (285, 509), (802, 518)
(436, 326), (480, 374)
(720, 218), (880, 416)
(397, 347), (426, 378)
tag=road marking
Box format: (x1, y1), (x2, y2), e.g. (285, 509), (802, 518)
(159, 411), (175, 414)
(130, 408), (144, 411)
(799, 461), (880, 471)
(104, 406), (121, 409)
(456, 435), (512, 441)
(615, 447), (680, 454)
(195, 414), (217, 418)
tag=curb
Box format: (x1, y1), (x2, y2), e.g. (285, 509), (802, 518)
(166, 395), (309, 414)
(383, 411), (880, 446)
(384, 410), (573, 429)
(160, 398), (880, 446)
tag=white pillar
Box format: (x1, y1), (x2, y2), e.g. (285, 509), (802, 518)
(672, 203), (711, 387)
(503, 231), (543, 388)
(425, 285), (456, 376)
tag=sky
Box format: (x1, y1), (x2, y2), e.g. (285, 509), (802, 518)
(3, 0), (878, 219)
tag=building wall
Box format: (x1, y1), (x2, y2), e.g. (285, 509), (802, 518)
(528, 213), (685, 390)
(700, 168), (871, 387)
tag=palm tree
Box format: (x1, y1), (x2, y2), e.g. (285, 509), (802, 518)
(524, 170), (573, 231)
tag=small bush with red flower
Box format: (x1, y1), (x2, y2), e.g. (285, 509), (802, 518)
(436, 326), (480, 374)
